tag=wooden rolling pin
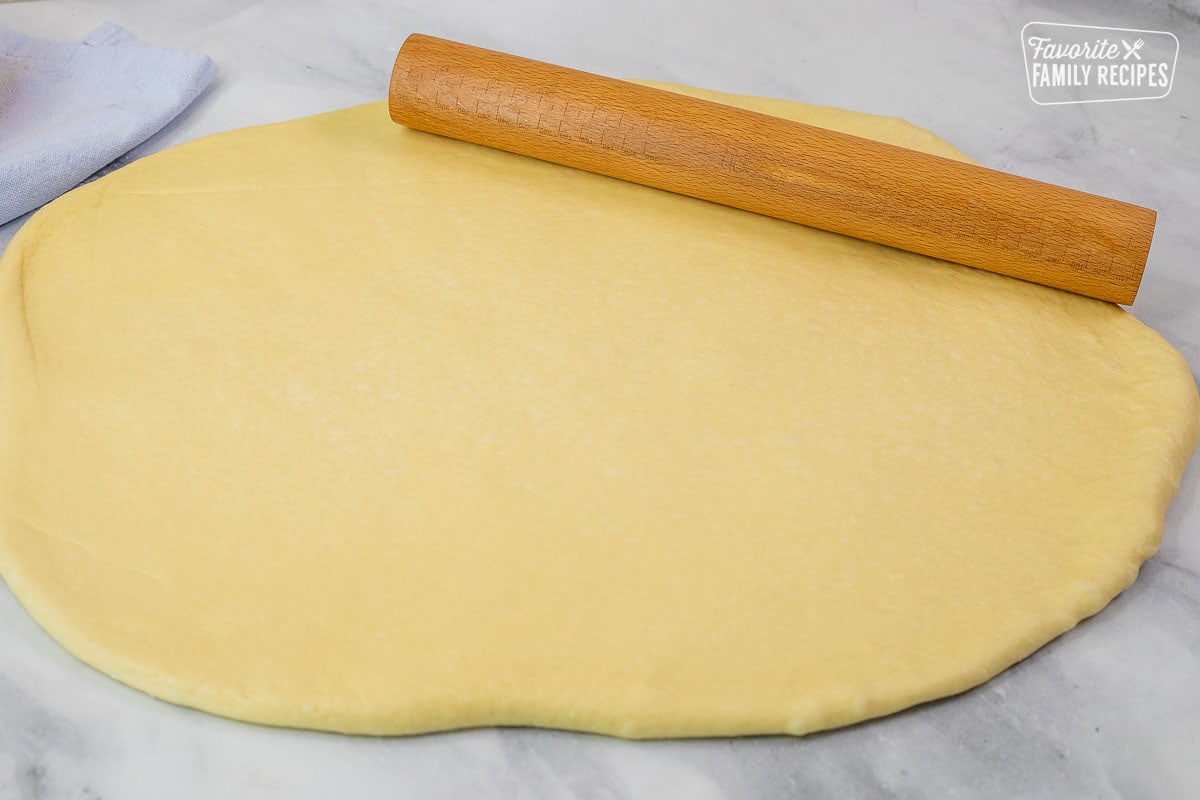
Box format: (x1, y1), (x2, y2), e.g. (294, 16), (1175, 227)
(388, 33), (1155, 304)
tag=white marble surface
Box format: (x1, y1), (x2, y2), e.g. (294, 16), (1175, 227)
(1, 1), (1199, 797)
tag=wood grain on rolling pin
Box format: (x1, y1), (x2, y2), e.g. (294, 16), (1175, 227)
(389, 34), (1155, 304)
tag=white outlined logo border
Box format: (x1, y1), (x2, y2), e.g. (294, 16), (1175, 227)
(1021, 21), (1179, 106)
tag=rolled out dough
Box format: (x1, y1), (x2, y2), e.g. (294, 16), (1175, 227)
(0, 86), (1196, 738)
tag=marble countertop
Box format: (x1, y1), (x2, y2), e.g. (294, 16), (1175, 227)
(1, 1), (1198, 797)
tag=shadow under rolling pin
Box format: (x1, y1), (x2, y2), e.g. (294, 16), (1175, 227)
(388, 33), (1156, 305)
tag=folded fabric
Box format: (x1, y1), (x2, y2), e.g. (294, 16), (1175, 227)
(0, 23), (218, 226)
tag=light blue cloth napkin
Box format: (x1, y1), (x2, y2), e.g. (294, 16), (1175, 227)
(0, 23), (218, 227)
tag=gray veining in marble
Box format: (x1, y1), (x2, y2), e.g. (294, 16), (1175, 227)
(1, 1), (1198, 798)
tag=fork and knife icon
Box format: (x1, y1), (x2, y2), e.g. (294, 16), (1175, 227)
(1121, 38), (1145, 60)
